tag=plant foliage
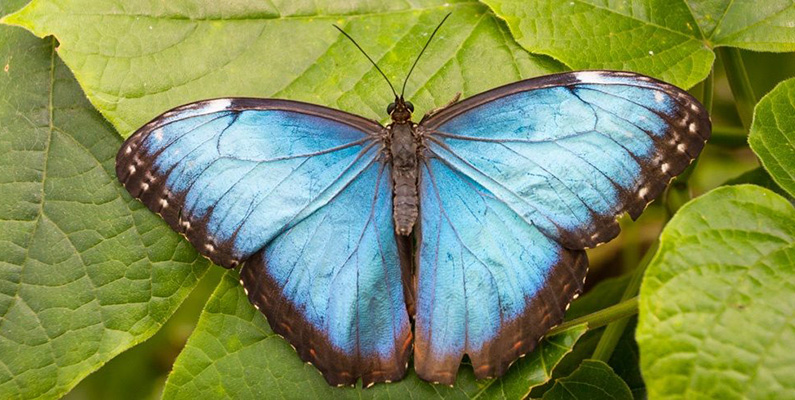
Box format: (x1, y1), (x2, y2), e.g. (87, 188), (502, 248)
(0, 0), (793, 399)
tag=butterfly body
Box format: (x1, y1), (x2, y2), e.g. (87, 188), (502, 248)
(387, 99), (422, 236)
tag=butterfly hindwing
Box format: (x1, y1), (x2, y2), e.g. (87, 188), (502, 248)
(241, 162), (412, 387)
(116, 98), (383, 267)
(414, 158), (588, 384)
(421, 70), (710, 249)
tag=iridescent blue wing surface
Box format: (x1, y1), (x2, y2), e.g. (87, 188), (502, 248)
(414, 71), (710, 383)
(116, 99), (411, 386)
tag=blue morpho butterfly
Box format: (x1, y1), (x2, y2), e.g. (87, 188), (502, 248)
(116, 14), (710, 387)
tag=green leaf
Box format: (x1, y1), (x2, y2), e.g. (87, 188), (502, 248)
(1, 0), (563, 137)
(749, 77), (795, 198)
(476, 323), (587, 399)
(478, 0), (711, 88)
(637, 185), (795, 399)
(542, 360), (632, 400)
(480, 0), (795, 89)
(0, 0), (27, 24)
(163, 271), (587, 399)
(529, 324), (645, 399)
(0, 19), (209, 400)
(687, 1), (795, 51)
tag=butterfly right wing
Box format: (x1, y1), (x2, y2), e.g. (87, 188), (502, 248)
(116, 98), (383, 267)
(412, 71), (709, 383)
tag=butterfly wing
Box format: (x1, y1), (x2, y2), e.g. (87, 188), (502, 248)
(116, 98), (382, 267)
(241, 162), (411, 387)
(414, 71), (710, 383)
(117, 99), (411, 385)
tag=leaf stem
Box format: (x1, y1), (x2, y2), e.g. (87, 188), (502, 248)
(718, 47), (756, 130)
(548, 297), (639, 336)
(710, 125), (749, 147)
(702, 70), (714, 113)
(590, 239), (660, 363)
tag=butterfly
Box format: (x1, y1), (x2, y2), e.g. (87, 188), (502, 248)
(115, 14), (710, 387)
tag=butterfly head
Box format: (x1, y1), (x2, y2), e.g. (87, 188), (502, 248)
(388, 97), (414, 123)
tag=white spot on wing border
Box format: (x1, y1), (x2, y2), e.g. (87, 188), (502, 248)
(574, 71), (614, 84)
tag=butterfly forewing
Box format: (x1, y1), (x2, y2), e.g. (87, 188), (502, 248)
(421, 71), (710, 249)
(116, 98), (383, 267)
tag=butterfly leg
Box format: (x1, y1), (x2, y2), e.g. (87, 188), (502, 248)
(379, 127), (393, 162)
(421, 92), (461, 120)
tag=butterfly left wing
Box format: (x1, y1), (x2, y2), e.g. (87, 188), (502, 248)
(117, 98), (412, 386)
(414, 71), (710, 383)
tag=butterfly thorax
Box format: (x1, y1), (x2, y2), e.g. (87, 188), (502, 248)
(388, 99), (420, 236)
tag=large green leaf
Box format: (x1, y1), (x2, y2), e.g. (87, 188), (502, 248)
(686, 0), (795, 50)
(480, 0), (795, 89)
(162, 271), (587, 399)
(2, 0), (563, 136)
(637, 185), (795, 399)
(0, 9), (209, 400)
(749, 77), (795, 197)
(542, 360), (632, 400)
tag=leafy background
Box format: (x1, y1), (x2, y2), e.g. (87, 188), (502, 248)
(0, 0), (793, 399)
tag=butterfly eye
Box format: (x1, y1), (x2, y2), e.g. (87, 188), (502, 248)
(405, 101), (414, 112)
(387, 102), (396, 114)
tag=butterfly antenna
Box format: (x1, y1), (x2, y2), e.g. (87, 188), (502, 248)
(333, 24), (399, 98)
(401, 13), (452, 98)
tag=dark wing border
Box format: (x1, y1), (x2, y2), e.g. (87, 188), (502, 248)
(129, 97), (384, 139)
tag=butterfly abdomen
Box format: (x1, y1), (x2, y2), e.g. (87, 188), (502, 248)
(393, 171), (419, 235)
(390, 123), (420, 236)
